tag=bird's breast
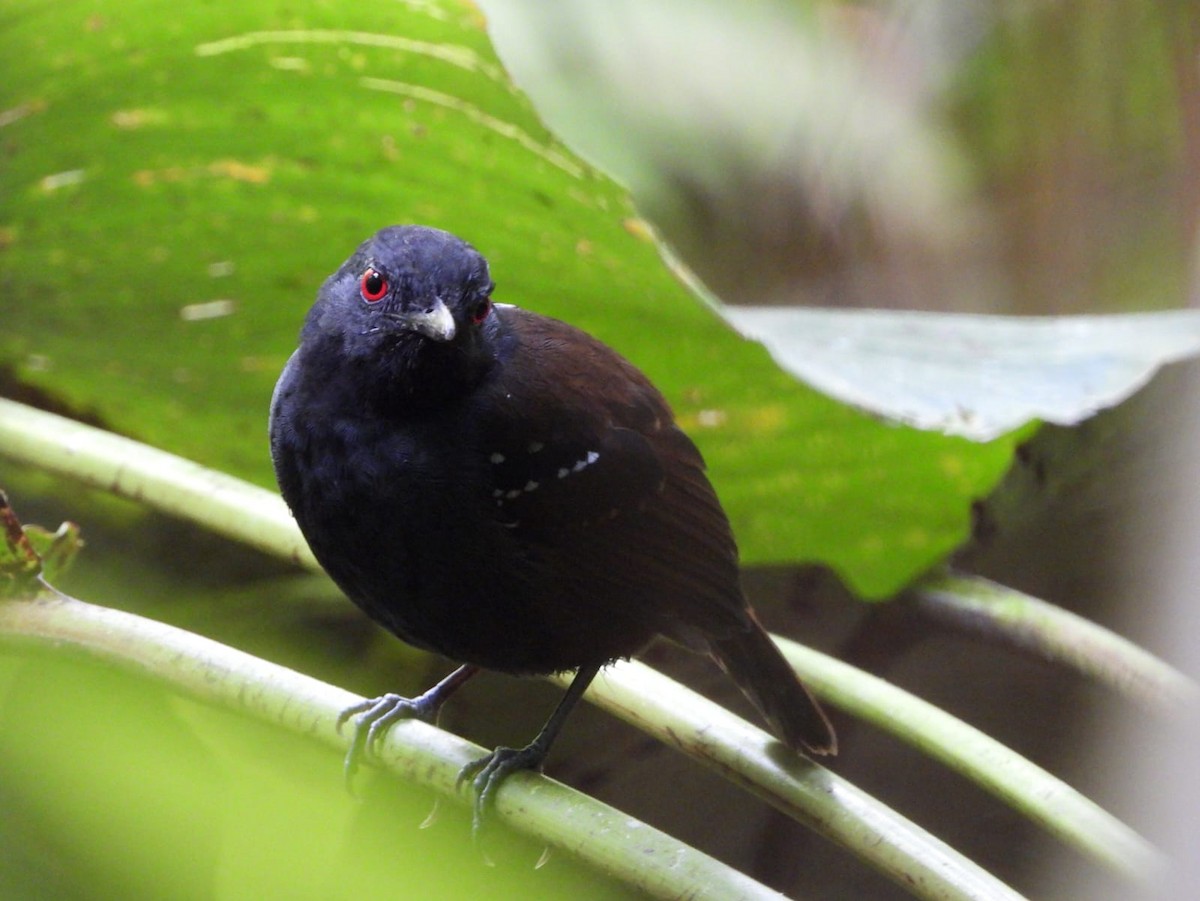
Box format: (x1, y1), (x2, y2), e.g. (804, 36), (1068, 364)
(277, 410), (570, 665)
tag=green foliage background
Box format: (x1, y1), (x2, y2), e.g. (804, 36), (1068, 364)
(0, 0), (1020, 599)
(2, 1), (1195, 898)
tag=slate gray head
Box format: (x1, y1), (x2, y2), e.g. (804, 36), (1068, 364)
(306, 225), (496, 350)
(299, 225), (501, 407)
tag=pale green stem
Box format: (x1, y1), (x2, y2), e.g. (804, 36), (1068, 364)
(0, 398), (316, 571)
(552, 664), (1030, 901)
(773, 637), (1164, 881)
(913, 571), (1197, 710)
(0, 397), (1170, 890)
(0, 589), (783, 901)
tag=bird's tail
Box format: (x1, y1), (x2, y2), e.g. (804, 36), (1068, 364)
(710, 615), (837, 756)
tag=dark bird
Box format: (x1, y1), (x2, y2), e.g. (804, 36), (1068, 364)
(269, 225), (835, 831)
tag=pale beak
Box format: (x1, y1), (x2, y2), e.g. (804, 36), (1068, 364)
(400, 297), (456, 342)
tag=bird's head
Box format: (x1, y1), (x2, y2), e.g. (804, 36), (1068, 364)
(302, 225), (500, 404)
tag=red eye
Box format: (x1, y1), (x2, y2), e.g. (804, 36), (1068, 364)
(470, 297), (491, 325)
(360, 267), (388, 303)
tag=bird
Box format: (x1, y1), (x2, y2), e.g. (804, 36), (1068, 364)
(269, 225), (836, 834)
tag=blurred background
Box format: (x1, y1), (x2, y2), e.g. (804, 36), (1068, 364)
(482, 0), (1196, 316)
(2, 0), (1198, 898)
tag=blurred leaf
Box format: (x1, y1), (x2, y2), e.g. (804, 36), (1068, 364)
(477, 0), (962, 220)
(475, 0), (971, 308)
(0, 491), (42, 595)
(725, 307), (1200, 441)
(23, 520), (83, 584)
(0, 490), (77, 597)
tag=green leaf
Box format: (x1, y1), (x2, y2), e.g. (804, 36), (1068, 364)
(0, 491), (43, 595)
(0, 490), (82, 596)
(725, 307), (1200, 441)
(23, 520), (84, 584)
(0, 0), (1021, 597)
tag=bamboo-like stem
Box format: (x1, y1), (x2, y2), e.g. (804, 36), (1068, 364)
(913, 571), (1197, 710)
(0, 398), (316, 571)
(551, 664), (1030, 901)
(0, 396), (1171, 891)
(772, 637), (1163, 880)
(0, 589), (784, 901)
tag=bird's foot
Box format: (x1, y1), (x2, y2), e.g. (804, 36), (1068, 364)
(337, 693), (440, 789)
(456, 742), (549, 842)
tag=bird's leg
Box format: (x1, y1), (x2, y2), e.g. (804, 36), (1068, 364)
(457, 661), (601, 840)
(338, 663), (479, 787)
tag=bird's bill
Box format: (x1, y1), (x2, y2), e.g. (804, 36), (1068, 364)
(399, 297), (457, 342)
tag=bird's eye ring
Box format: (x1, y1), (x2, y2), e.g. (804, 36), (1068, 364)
(360, 267), (389, 303)
(469, 296), (492, 325)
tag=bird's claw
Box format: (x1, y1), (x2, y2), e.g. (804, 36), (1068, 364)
(457, 744), (547, 842)
(337, 693), (434, 789)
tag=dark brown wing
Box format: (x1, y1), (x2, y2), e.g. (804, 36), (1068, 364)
(470, 307), (837, 754)
(470, 307), (753, 650)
